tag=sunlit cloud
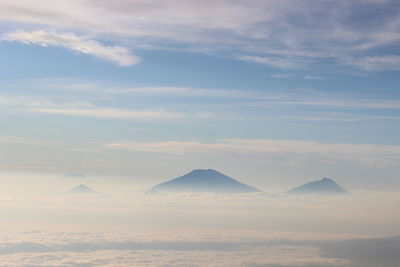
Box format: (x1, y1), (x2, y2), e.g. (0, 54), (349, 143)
(0, 190), (398, 266)
(0, 93), (188, 120)
(31, 107), (186, 120)
(236, 55), (310, 70)
(2, 30), (139, 66)
(0, 1), (399, 70)
(343, 55), (400, 71)
(10, 79), (400, 112)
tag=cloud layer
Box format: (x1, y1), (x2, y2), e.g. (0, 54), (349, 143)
(0, 191), (399, 266)
(106, 138), (400, 167)
(1, 0), (400, 70)
(3, 30), (139, 66)
(32, 107), (185, 120)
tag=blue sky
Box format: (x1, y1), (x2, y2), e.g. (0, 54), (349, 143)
(1, 0), (400, 191)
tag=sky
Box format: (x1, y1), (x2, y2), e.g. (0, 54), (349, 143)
(1, 0), (400, 192)
(2, 1), (400, 266)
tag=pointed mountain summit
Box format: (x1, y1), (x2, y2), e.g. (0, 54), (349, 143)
(149, 169), (260, 193)
(287, 177), (348, 195)
(68, 184), (98, 194)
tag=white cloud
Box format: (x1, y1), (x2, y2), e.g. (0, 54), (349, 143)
(0, 1), (399, 70)
(248, 98), (400, 110)
(283, 113), (400, 122)
(0, 94), (96, 108)
(0, 93), (187, 120)
(303, 75), (328, 80)
(0, 191), (399, 266)
(344, 55), (400, 71)
(268, 73), (296, 79)
(236, 55), (308, 70)
(105, 139), (400, 167)
(0, 134), (38, 144)
(0, 244), (346, 267)
(0, 133), (63, 147)
(31, 107), (186, 120)
(3, 30), (139, 66)
(103, 86), (260, 100)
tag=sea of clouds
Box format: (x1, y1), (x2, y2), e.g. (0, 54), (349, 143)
(0, 189), (399, 266)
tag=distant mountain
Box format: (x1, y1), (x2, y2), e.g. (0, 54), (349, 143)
(68, 184), (98, 194)
(287, 177), (348, 194)
(148, 169), (260, 193)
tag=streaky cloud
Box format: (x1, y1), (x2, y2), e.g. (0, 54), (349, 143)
(105, 138), (400, 167)
(31, 107), (186, 120)
(2, 30), (139, 66)
(1, 1), (400, 70)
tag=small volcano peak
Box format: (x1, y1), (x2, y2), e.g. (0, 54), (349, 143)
(189, 169), (220, 176)
(68, 184), (98, 194)
(192, 169), (205, 172)
(287, 177), (348, 195)
(192, 168), (216, 172)
(148, 169), (260, 193)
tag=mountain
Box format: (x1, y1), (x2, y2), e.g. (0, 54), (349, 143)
(287, 177), (348, 194)
(68, 184), (98, 194)
(148, 169), (261, 193)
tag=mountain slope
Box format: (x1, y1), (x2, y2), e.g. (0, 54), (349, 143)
(68, 184), (98, 194)
(149, 169), (260, 193)
(287, 177), (348, 194)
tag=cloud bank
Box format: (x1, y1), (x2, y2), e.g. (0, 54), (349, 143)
(0, 191), (399, 266)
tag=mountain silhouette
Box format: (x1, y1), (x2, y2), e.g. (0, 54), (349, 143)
(287, 177), (348, 194)
(67, 184), (98, 194)
(148, 169), (260, 193)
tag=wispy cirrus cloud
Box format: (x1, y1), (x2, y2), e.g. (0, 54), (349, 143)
(12, 79), (400, 110)
(1, 1), (400, 70)
(283, 113), (400, 122)
(0, 93), (188, 120)
(236, 55), (310, 70)
(2, 30), (139, 66)
(31, 107), (186, 120)
(0, 134), (38, 145)
(247, 98), (400, 110)
(344, 55), (400, 71)
(106, 139), (400, 167)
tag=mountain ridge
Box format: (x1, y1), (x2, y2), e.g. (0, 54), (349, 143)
(148, 169), (260, 193)
(68, 184), (98, 194)
(287, 177), (348, 194)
